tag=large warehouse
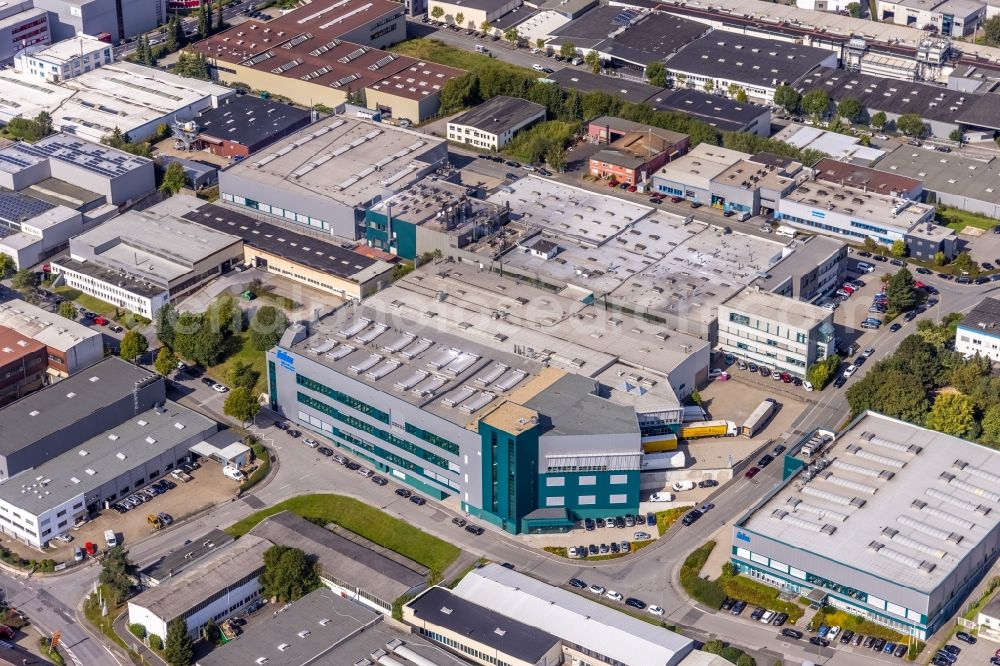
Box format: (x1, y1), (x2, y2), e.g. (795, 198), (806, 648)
(0, 300), (102, 376)
(219, 116), (448, 240)
(731, 412), (1000, 639)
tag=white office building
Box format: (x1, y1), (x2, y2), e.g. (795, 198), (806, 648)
(956, 297), (1000, 362)
(14, 35), (113, 81)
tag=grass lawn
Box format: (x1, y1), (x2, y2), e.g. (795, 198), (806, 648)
(54, 286), (117, 316)
(656, 507), (689, 536)
(259, 291), (299, 310)
(388, 38), (534, 76)
(206, 331), (267, 395)
(225, 494), (461, 579)
(810, 607), (905, 642)
(84, 586), (141, 664)
(936, 206), (998, 232)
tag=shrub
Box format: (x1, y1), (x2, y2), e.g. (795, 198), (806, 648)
(149, 634), (163, 650)
(128, 623), (147, 639)
(679, 542), (727, 608)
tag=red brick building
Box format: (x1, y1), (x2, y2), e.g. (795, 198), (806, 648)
(587, 116), (689, 186)
(0, 326), (48, 407)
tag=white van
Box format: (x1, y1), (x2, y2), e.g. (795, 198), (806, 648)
(105, 530), (118, 548)
(776, 225), (797, 238)
(671, 480), (695, 492)
(650, 492), (675, 502)
(223, 466), (245, 481)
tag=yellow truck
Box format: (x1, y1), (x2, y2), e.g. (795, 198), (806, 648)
(641, 434), (678, 453)
(680, 420), (737, 440)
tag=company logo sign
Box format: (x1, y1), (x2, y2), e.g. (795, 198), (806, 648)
(736, 531), (751, 543)
(276, 349), (295, 371)
(810, 210), (826, 219)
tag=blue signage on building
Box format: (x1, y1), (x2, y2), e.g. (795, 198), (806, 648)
(810, 210), (826, 219)
(736, 531), (751, 543)
(276, 349), (295, 371)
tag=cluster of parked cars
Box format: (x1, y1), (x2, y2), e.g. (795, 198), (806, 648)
(110, 477), (177, 514)
(932, 642), (969, 666)
(584, 513), (656, 531)
(568, 539), (634, 558)
(572, 579), (663, 613)
(475, 153), (551, 177)
(449, 515), (485, 535)
(732, 359), (811, 390)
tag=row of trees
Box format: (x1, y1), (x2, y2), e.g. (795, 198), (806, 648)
(503, 120), (576, 169)
(174, 51), (211, 80)
(101, 123), (172, 158)
(772, 86), (927, 137)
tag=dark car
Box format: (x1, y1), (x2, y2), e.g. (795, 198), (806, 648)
(317, 447), (333, 457)
(721, 597), (736, 611)
(745, 466), (761, 479)
(614, 516), (625, 529)
(809, 637), (830, 647)
(956, 632), (976, 644)
(873, 255), (888, 262)
(345, 461), (361, 471)
(890, 259), (905, 266)
(201, 377), (215, 386)
(873, 638), (887, 651)
(505, 172), (518, 180)
(505, 160), (520, 168)
(833, 375), (847, 388)
(286, 429), (301, 438)
(840, 630), (854, 644)
(409, 495), (426, 506)
(894, 644), (907, 658)
(890, 322), (902, 332)
(751, 606), (766, 621)
(757, 454), (774, 468)
(916, 267), (931, 274)
(588, 544), (599, 555)
(625, 598), (646, 609)
(394, 488), (411, 498)
(782, 628), (803, 639)
(772, 612), (788, 626)
(690, 201), (702, 209)
(681, 510), (702, 526)
(772, 444), (786, 455)
(857, 251), (872, 257)
(730, 600), (746, 615)
(465, 524), (485, 535)
(569, 578), (587, 588)
(698, 479), (718, 488)
(451, 516), (467, 527)
(585, 518), (595, 531)
(500, 562), (515, 570)
(941, 645), (960, 656)
(371, 475), (388, 486)
(646, 512), (656, 526)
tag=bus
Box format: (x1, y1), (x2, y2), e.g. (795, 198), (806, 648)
(741, 398), (777, 438)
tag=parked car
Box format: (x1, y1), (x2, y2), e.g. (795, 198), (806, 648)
(394, 488), (411, 498)
(465, 524), (485, 535)
(409, 494), (426, 506)
(569, 578), (587, 588)
(303, 438), (320, 448)
(698, 479), (718, 488)
(371, 475), (388, 486)
(956, 632), (977, 644)
(625, 597), (646, 609)
(745, 466), (760, 479)
(782, 628), (803, 639)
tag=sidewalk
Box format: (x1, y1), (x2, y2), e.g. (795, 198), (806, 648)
(700, 523), (734, 579)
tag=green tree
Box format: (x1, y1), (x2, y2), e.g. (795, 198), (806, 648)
(773, 85), (801, 114)
(585, 49), (601, 74)
(836, 97), (862, 122)
(886, 334), (942, 390)
(98, 546), (135, 606)
(35, 111), (53, 137)
(886, 268), (917, 312)
(226, 360), (260, 393)
(153, 346), (176, 376)
(559, 41), (576, 59)
(455, 11), (464, 27)
(0, 253), (15, 279)
(846, 1), (862, 16)
(645, 61), (666, 87)
(545, 143), (567, 172)
(703, 79), (714, 93)
(197, 2), (209, 37)
(431, 6), (444, 20)
(870, 111), (887, 130)
(155, 302), (177, 348)
(249, 305), (289, 351)
(926, 392), (977, 438)
(736, 655), (756, 666)
(933, 250), (947, 266)
(950, 355), (991, 394)
(984, 14), (1000, 45)
(806, 355), (840, 390)
(160, 161), (187, 195)
(261, 545), (320, 602)
(733, 87), (748, 103)
(703, 640), (725, 655)
(846, 366), (929, 422)
(896, 113), (926, 137)
(953, 250), (980, 277)
(164, 617), (194, 666)
(890, 239), (907, 257)
(949, 128), (964, 143)
(915, 313), (963, 351)
(536, 38), (544, 49)
(479, 19), (491, 33)
(173, 313), (226, 366)
(504, 27), (519, 46)
(58, 301), (77, 320)
(801, 89), (830, 120)
(981, 404), (1000, 447)
(119, 330), (148, 362)
(11, 268), (38, 292)
(150, 635), (163, 651)
(224, 386), (259, 422)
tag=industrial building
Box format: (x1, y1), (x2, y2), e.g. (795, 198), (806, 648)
(0, 2), (50, 65)
(183, 203), (394, 301)
(428, 0), (522, 29)
(139, 530), (235, 587)
(364, 59), (466, 124)
(194, 588), (470, 666)
(664, 33), (837, 104)
(876, 0), (985, 37)
(717, 288), (836, 378)
(404, 586), (564, 666)
(219, 116), (448, 240)
(0, 191), (83, 269)
(128, 535), (269, 641)
(32, 0), (165, 42)
(651, 143), (749, 205)
(751, 235), (847, 303)
(364, 180), (509, 260)
(0, 61), (233, 143)
(646, 88), (772, 136)
(586, 116), (689, 186)
(956, 297), (1000, 362)
(13, 34), (112, 81)
(450, 564), (694, 666)
(549, 68), (667, 105)
(0, 326), (48, 407)
(708, 153), (807, 216)
(732, 412), (1000, 639)
(267, 263), (707, 533)
(193, 96), (312, 160)
(772, 124), (886, 165)
(447, 96), (546, 150)
(247, 511), (428, 614)
(0, 299), (102, 376)
(812, 158), (923, 200)
(51, 197), (243, 318)
(875, 146), (1000, 219)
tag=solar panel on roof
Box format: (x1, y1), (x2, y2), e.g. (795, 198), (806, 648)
(0, 192), (55, 223)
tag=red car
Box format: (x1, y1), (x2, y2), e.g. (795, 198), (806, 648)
(914, 280), (926, 289)
(94, 316), (108, 326)
(608, 180), (619, 188)
(780, 372), (793, 383)
(670, 196), (683, 203)
(84, 541), (96, 555)
(0, 625), (14, 639)
(745, 467), (761, 479)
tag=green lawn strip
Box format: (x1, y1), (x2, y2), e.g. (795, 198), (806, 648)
(225, 494), (460, 578)
(53, 286), (117, 317)
(543, 539), (654, 562)
(936, 206), (998, 232)
(657, 507), (689, 536)
(83, 587), (142, 664)
(388, 38), (534, 76)
(809, 607), (906, 642)
(720, 575), (803, 622)
(207, 331), (267, 395)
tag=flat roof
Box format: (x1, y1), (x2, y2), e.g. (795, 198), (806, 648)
(140, 529), (235, 583)
(813, 157), (922, 196)
(773, 124), (885, 164)
(647, 88), (769, 132)
(0, 62), (230, 140)
(0, 326), (45, 365)
(550, 68), (666, 104)
(0, 189), (54, 223)
(797, 68), (979, 124)
(958, 297), (1000, 333)
(367, 59), (465, 102)
(876, 145), (1000, 206)
(740, 412), (1000, 592)
(69, 196), (242, 285)
(407, 587), (561, 663)
(782, 180), (934, 230)
(26, 177), (104, 210)
(550, 7), (708, 64)
(243, 0), (401, 41)
(0, 401), (214, 516)
(0, 357), (155, 458)
(0, 133), (151, 179)
(224, 115), (446, 208)
(24, 35), (108, 64)
(721, 288), (831, 328)
(452, 564), (694, 666)
(248, 511), (426, 604)
(752, 234), (845, 293)
(0, 299), (100, 354)
(129, 536), (270, 622)
(655, 143), (749, 191)
(368, 179), (505, 233)
(197, 96), (310, 148)
(183, 203), (391, 283)
(666, 33), (831, 88)
(449, 96), (545, 136)
(525, 373), (638, 437)
(956, 93), (1000, 131)
(195, 588), (470, 666)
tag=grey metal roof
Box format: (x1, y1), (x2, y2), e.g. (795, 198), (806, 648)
(550, 68), (666, 104)
(668, 33), (832, 88)
(248, 511), (427, 605)
(449, 96), (545, 136)
(452, 564), (694, 666)
(959, 296), (1000, 332)
(524, 373), (639, 437)
(128, 535), (270, 623)
(406, 586), (561, 662)
(0, 357), (156, 458)
(646, 88), (769, 132)
(956, 93), (1000, 130)
(549, 8), (708, 65)
(140, 529), (235, 584)
(197, 96), (311, 150)
(875, 145), (1000, 206)
(195, 588), (470, 666)
(0, 400), (216, 516)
